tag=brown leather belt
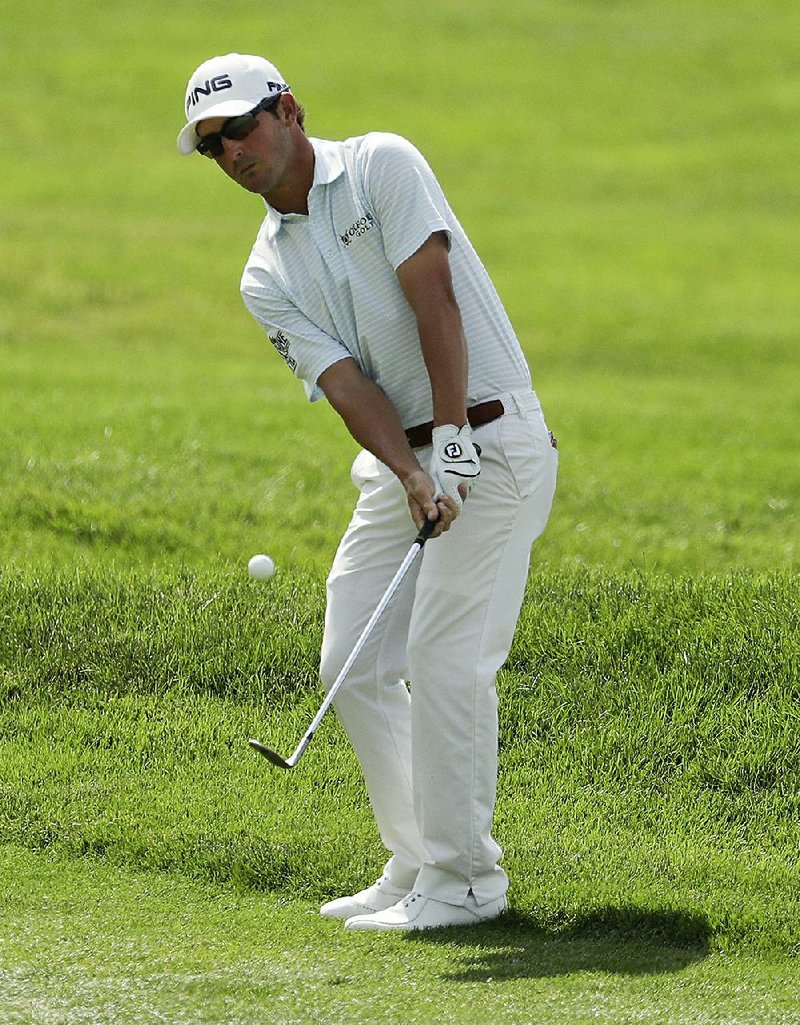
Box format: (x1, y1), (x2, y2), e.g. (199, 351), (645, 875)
(405, 399), (505, 449)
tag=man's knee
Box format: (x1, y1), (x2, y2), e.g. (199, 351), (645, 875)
(319, 636), (350, 693)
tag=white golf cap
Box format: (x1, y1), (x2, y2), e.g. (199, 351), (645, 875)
(177, 53), (290, 155)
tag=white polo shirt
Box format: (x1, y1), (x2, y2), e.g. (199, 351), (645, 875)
(240, 133), (532, 429)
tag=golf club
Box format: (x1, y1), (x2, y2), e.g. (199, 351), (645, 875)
(248, 515), (437, 770)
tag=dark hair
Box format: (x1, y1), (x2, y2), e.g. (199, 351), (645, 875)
(263, 92), (306, 133)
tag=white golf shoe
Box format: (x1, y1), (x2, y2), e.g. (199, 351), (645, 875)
(344, 891), (507, 932)
(320, 877), (410, 920)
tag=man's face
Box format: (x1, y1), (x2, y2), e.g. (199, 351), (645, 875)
(196, 99), (295, 196)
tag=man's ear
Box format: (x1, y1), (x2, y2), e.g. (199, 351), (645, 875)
(278, 93), (298, 125)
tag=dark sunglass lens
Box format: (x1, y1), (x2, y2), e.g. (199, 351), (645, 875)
(223, 113), (258, 141)
(196, 109), (260, 158)
(197, 133), (224, 158)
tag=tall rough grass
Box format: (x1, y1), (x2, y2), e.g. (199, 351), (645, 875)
(2, 568), (797, 954)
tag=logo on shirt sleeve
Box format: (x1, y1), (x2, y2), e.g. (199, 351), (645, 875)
(268, 329), (298, 371)
(339, 212), (376, 247)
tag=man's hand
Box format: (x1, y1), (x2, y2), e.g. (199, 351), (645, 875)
(428, 424), (481, 513)
(402, 468), (460, 538)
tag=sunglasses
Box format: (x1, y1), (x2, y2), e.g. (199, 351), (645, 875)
(195, 94), (284, 158)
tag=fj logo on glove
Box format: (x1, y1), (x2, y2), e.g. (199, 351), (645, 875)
(444, 443), (463, 459)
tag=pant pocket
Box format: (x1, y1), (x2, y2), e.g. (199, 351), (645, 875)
(496, 411), (556, 500)
(350, 449), (382, 490)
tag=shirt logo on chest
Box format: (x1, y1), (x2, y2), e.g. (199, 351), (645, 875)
(339, 212), (376, 247)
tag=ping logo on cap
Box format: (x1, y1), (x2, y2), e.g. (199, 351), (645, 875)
(186, 74), (233, 112)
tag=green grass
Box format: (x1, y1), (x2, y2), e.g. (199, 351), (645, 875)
(3, 0), (799, 574)
(1, 568), (797, 956)
(3, 845), (800, 1025)
(4, 845), (800, 1025)
(3, 0), (800, 1021)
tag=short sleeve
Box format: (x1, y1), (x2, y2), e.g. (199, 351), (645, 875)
(241, 265), (352, 402)
(359, 133), (452, 270)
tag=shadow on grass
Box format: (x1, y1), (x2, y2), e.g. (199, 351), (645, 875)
(407, 906), (712, 982)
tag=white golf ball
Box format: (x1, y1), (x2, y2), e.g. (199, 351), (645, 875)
(248, 554), (276, 581)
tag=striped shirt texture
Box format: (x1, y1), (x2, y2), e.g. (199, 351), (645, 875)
(240, 132), (532, 429)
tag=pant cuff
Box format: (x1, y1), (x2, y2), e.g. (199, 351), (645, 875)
(414, 863), (509, 905)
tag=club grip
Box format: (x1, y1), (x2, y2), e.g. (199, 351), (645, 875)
(415, 516), (438, 545)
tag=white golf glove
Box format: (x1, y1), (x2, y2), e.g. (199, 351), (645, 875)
(428, 424), (481, 512)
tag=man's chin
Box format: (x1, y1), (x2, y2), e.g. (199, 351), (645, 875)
(235, 164), (267, 192)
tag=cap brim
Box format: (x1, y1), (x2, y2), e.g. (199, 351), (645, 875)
(176, 98), (258, 155)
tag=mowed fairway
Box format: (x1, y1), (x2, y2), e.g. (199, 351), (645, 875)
(2, 2), (799, 1023)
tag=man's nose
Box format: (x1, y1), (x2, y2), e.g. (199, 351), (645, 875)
(221, 135), (246, 158)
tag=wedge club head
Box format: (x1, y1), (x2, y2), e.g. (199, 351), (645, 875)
(248, 738), (297, 770)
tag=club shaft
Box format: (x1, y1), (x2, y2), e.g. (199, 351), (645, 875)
(285, 534), (426, 764)
(250, 518), (435, 769)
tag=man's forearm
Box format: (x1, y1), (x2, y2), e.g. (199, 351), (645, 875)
(317, 358), (422, 483)
(414, 298), (469, 428)
(318, 356), (461, 536)
(395, 233), (469, 429)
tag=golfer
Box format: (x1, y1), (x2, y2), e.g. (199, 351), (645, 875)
(177, 53), (558, 931)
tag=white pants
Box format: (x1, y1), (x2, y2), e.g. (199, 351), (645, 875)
(319, 391), (558, 906)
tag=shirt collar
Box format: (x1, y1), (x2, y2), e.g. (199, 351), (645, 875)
(310, 137), (345, 186)
(262, 137), (344, 240)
